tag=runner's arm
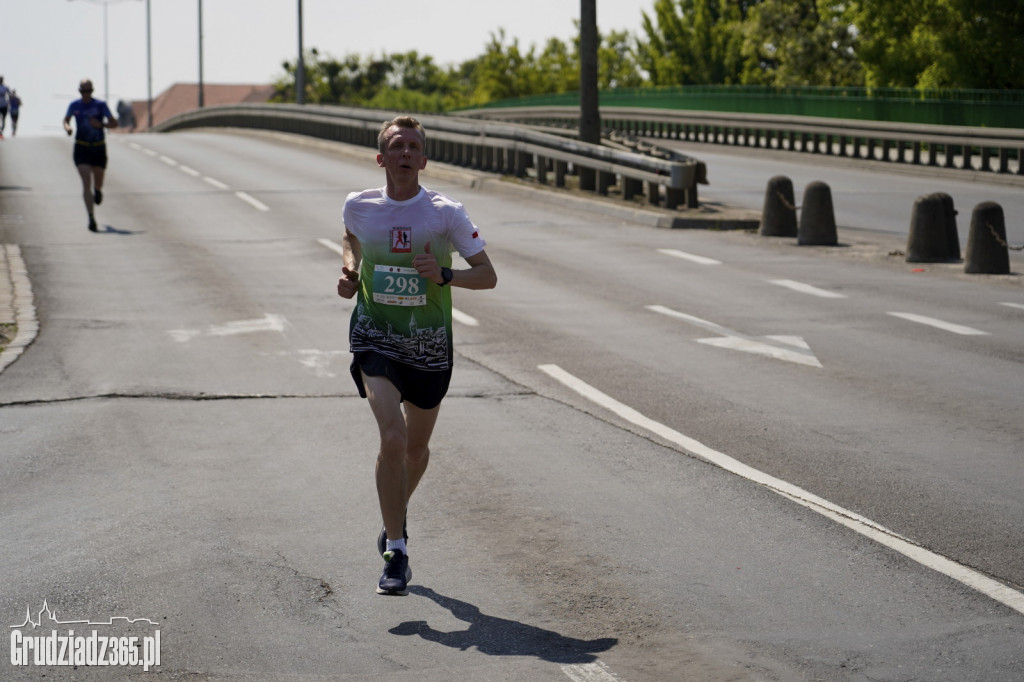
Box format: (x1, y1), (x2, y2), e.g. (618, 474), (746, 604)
(337, 227), (362, 299)
(449, 250), (497, 290)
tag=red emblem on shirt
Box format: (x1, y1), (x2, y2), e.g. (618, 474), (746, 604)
(391, 227), (412, 253)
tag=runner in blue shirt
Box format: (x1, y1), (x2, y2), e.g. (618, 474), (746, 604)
(0, 76), (10, 137)
(63, 79), (118, 232)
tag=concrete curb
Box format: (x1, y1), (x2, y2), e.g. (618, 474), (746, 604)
(0, 244), (39, 374)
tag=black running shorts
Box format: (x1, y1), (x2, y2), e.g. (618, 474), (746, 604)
(73, 143), (108, 169)
(350, 351), (452, 410)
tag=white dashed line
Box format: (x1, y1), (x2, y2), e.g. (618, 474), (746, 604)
(178, 165), (202, 177)
(451, 308), (479, 327)
(537, 363), (1024, 617)
(888, 312), (988, 335)
(317, 238), (346, 257)
(203, 176), (229, 190)
(159, 155), (177, 166)
(657, 248), (721, 265)
(770, 279), (847, 299)
(999, 302), (1024, 311)
(235, 191), (269, 212)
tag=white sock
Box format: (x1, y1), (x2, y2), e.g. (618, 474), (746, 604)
(386, 538), (407, 555)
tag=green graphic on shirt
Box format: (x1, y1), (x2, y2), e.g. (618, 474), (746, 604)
(350, 241), (453, 370)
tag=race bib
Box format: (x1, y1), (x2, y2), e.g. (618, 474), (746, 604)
(372, 264), (426, 306)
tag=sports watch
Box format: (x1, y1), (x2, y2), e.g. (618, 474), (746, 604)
(438, 267), (453, 287)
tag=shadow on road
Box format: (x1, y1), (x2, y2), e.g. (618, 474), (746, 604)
(97, 224), (144, 235)
(389, 585), (617, 665)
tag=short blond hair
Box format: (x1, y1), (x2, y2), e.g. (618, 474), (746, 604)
(378, 116), (425, 153)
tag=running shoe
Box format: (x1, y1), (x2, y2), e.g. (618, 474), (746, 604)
(88, 216), (98, 232)
(94, 189), (103, 205)
(376, 512), (408, 558)
(376, 549), (411, 595)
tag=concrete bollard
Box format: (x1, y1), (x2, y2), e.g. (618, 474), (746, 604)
(760, 175), (797, 237)
(906, 192), (960, 263)
(798, 181), (838, 246)
(964, 202), (1011, 274)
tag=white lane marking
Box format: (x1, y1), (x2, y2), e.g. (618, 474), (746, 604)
(770, 279), (847, 299)
(317, 238), (346, 257)
(159, 155), (177, 166)
(203, 176), (230, 190)
(562, 660), (622, 681)
(647, 305), (822, 367)
(999, 302), (1024, 311)
(657, 248), (721, 266)
(318, 238), (478, 326)
(235, 191), (270, 212)
(888, 312), (988, 336)
(169, 313), (287, 342)
(451, 308), (479, 327)
(538, 363), (1024, 617)
(178, 165), (202, 177)
(141, 147), (158, 157)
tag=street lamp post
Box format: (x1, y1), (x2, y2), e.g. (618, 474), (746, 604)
(198, 0), (204, 107)
(67, 0), (141, 104)
(296, 0), (305, 104)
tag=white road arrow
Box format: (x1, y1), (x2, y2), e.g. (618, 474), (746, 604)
(169, 313), (288, 342)
(646, 305), (822, 368)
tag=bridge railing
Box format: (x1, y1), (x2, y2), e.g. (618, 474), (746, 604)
(459, 106), (1024, 177)
(152, 103), (706, 209)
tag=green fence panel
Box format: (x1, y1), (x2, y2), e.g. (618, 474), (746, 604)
(473, 86), (1024, 129)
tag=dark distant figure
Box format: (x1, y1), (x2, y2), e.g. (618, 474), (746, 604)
(63, 79), (118, 232)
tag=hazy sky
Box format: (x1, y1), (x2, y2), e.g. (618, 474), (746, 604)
(1, 0), (655, 137)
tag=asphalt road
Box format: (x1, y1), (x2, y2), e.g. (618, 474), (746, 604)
(1, 129), (1023, 681)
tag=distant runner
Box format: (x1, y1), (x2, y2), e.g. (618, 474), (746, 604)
(63, 79), (118, 232)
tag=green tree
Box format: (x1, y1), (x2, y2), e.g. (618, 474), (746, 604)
(637, 0), (751, 85)
(740, 0), (862, 86)
(853, 0), (1024, 88)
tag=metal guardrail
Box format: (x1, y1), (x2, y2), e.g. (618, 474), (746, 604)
(460, 106), (1024, 177)
(152, 104), (706, 209)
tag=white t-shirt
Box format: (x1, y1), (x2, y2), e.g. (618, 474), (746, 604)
(342, 185), (486, 370)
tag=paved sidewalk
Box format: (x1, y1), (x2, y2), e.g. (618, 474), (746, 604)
(0, 244), (37, 374)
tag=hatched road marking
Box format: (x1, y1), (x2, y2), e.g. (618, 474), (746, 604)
(888, 312), (988, 335)
(647, 304), (822, 368)
(538, 363), (1024, 618)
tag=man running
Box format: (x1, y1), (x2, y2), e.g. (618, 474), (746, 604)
(0, 76), (10, 136)
(63, 79), (118, 232)
(336, 115), (497, 595)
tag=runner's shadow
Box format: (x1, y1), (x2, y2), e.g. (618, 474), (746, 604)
(390, 585), (617, 664)
(97, 224), (143, 235)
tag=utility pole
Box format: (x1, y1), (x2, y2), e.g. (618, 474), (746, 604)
(579, 0), (600, 191)
(146, 0), (152, 127)
(296, 0), (306, 104)
(198, 0), (205, 107)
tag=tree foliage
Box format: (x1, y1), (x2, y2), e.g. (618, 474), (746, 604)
(271, 1), (1021, 111)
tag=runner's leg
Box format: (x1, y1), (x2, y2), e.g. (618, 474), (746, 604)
(93, 166), (106, 202)
(76, 164), (95, 215)
(362, 372), (411, 544)
(403, 400), (440, 505)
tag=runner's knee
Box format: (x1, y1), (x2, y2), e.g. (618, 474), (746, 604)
(407, 444), (430, 467)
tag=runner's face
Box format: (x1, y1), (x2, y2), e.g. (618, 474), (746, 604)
(377, 126), (427, 181)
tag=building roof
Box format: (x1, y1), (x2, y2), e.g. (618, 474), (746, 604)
(117, 82), (276, 131)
